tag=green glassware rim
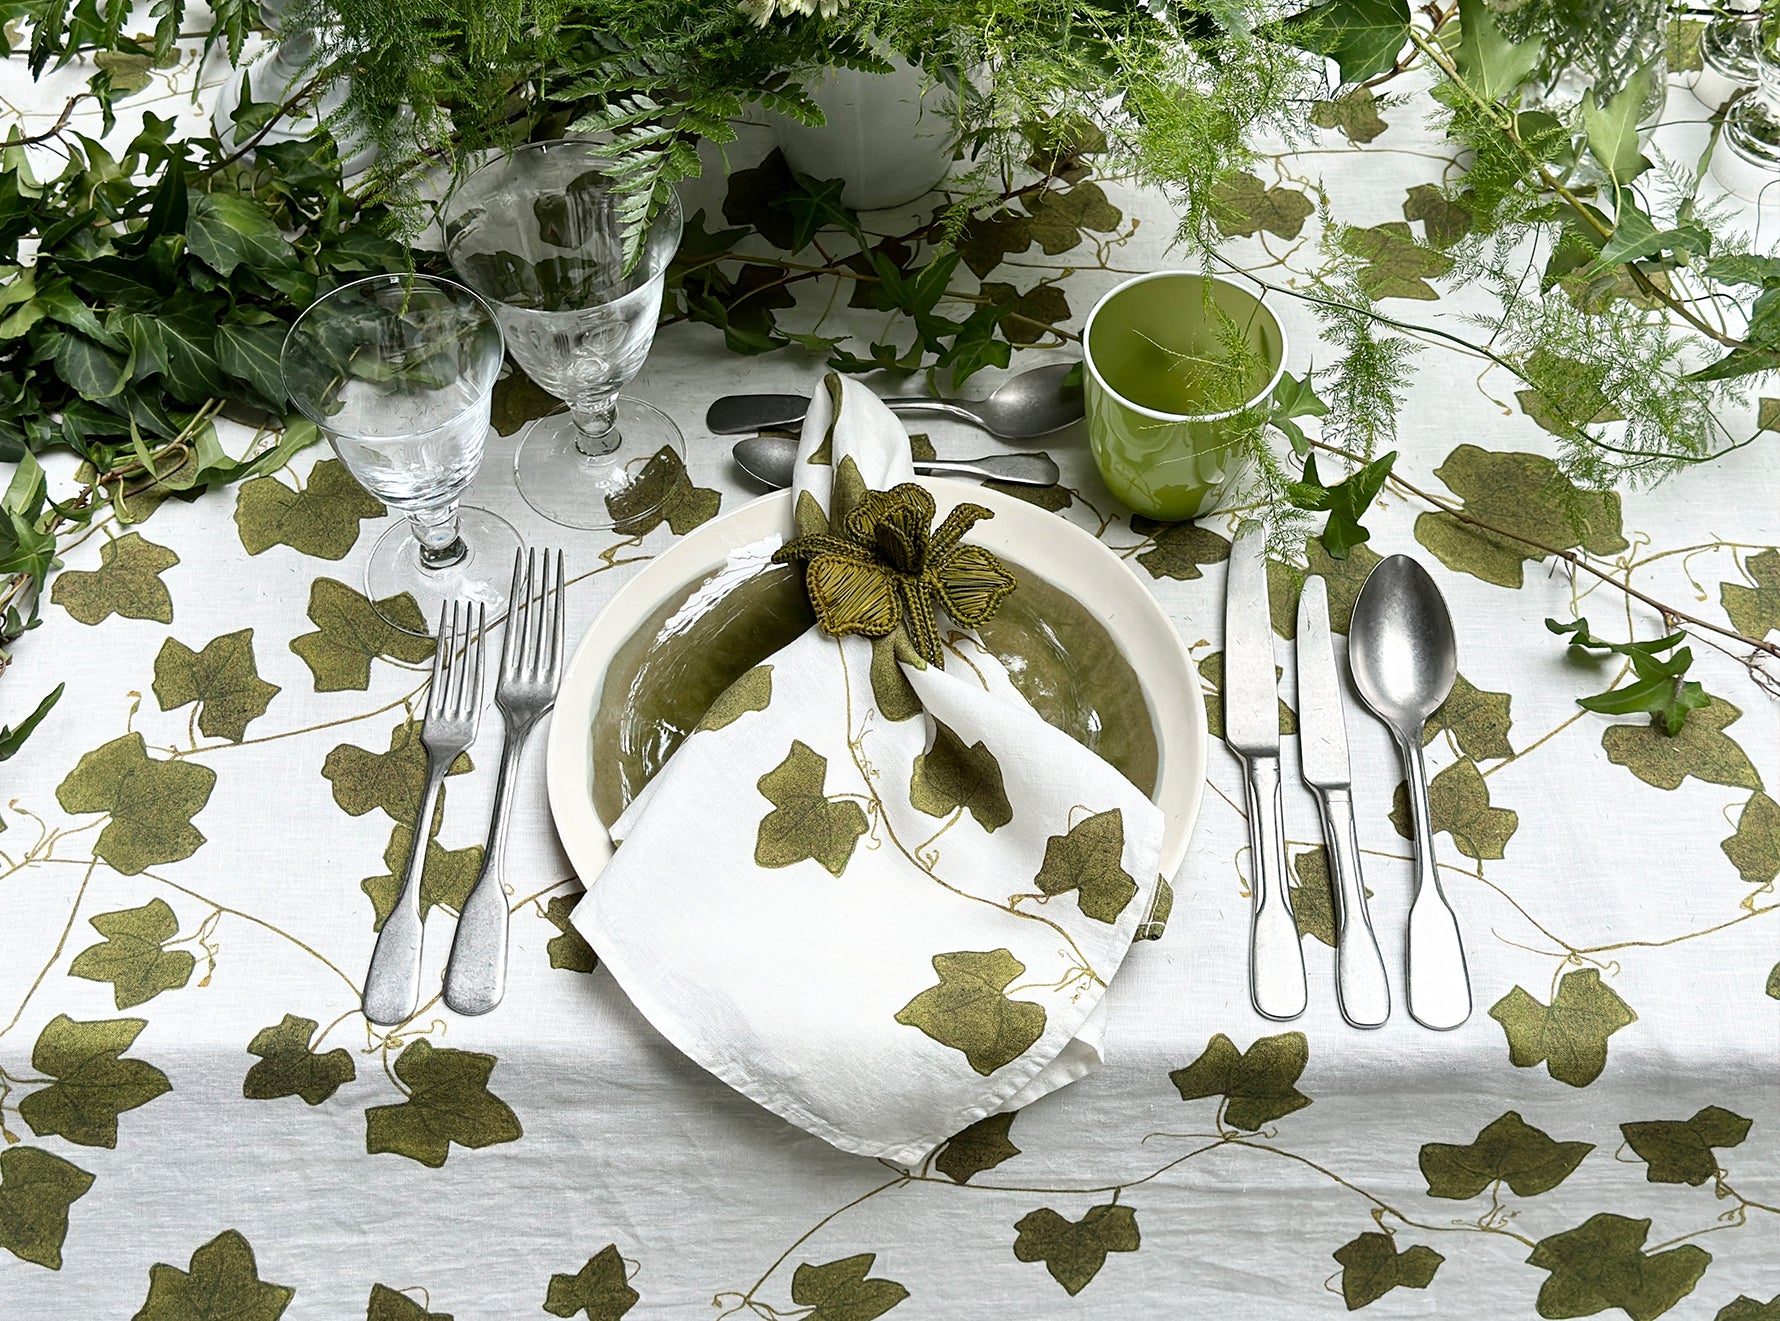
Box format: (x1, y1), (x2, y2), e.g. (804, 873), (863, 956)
(1082, 269), (1288, 424)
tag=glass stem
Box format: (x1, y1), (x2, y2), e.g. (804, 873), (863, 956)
(409, 504), (467, 571)
(569, 395), (622, 460)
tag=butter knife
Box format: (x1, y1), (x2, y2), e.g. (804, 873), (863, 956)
(1295, 577), (1391, 1029)
(1224, 525), (1307, 1021)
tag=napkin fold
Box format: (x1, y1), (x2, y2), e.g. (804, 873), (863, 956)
(578, 374), (1165, 1163)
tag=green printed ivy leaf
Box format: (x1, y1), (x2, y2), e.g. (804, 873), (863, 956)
(1717, 1298), (1780, 1321)
(0, 1146), (94, 1270)
(1290, 847), (1337, 947)
(1169, 1032), (1311, 1130)
(1527, 1214), (1709, 1321)
(1517, 352), (1625, 441)
(1602, 697), (1761, 792)
(1135, 876), (1173, 942)
(325, 720), (471, 826)
(243, 1014), (355, 1106)
(542, 892), (598, 974)
(1023, 181), (1121, 255)
(362, 811), (483, 931)
(1389, 758), (1517, 860)
(1490, 969), (1636, 1088)
(544, 1244), (637, 1320)
(790, 1253), (909, 1321)
(895, 949), (1046, 1076)
(234, 459), (383, 560)
(935, 1112), (1021, 1184)
(1721, 549), (1780, 640)
(1413, 446), (1627, 588)
(55, 733), (216, 875)
(980, 281), (1071, 347)
(153, 629), (281, 742)
(135, 1228), (294, 1321)
(368, 1283), (452, 1320)
(1340, 223), (1453, 300)
(1723, 792), (1780, 884)
(1286, 450), (1396, 559)
(1422, 674), (1513, 761)
(958, 210), (1036, 279)
(1012, 1204), (1139, 1296)
(755, 741), (869, 877)
(1198, 651), (1298, 741)
(1311, 88), (1387, 143)
(1420, 1111), (1594, 1199)
(1130, 517), (1231, 582)
(910, 722), (1012, 832)
(1333, 1232), (1443, 1309)
(1034, 810), (1137, 923)
(870, 633), (924, 723)
(68, 899), (194, 1009)
(290, 578), (435, 692)
(50, 531), (178, 625)
(1770, 964), (1780, 1000)
(365, 1040), (522, 1168)
(607, 447), (721, 538)
(1210, 171), (1314, 241)
(982, 480), (1071, 512)
(1267, 542), (1381, 639)
(1620, 1106), (1752, 1186)
(491, 364), (567, 437)
(696, 664), (773, 733)
(1403, 183), (1474, 247)
(18, 1014), (171, 1148)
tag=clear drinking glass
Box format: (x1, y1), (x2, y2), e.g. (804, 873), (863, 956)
(281, 273), (519, 631)
(441, 139), (686, 531)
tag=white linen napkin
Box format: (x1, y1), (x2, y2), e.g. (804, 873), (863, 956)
(576, 374), (1165, 1163)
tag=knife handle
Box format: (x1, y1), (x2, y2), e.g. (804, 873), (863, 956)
(1244, 755), (1307, 1021)
(705, 394), (812, 434)
(1314, 787), (1390, 1029)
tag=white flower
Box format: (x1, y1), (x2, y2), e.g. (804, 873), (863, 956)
(738, 0), (775, 25)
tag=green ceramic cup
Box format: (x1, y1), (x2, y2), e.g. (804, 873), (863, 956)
(1083, 270), (1287, 521)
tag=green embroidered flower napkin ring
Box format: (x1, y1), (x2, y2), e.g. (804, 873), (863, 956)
(773, 481), (1017, 666)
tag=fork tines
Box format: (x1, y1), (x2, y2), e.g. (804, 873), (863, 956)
(430, 598), (487, 722)
(501, 547), (566, 686)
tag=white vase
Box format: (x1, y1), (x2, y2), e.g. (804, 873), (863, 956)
(772, 57), (958, 210)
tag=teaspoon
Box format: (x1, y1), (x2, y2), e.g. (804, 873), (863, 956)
(732, 434), (1059, 490)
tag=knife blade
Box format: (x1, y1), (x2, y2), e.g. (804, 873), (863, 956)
(1224, 525), (1306, 1022)
(1296, 576), (1390, 1028)
(706, 394), (812, 435)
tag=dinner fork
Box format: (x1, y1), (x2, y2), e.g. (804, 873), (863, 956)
(443, 547), (566, 1015)
(363, 600), (485, 1026)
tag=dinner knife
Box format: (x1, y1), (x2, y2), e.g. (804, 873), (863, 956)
(1295, 576), (1391, 1029)
(1223, 524), (1307, 1021)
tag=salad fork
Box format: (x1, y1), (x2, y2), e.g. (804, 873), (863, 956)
(363, 600), (485, 1026)
(444, 548), (566, 1015)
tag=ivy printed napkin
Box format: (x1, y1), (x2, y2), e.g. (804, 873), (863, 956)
(576, 374), (1166, 1162)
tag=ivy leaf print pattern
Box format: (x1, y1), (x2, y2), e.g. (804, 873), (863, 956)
(68, 899), (195, 1009)
(1011, 1204), (1139, 1296)
(152, 629), (281, 742)
(543, 1244), (638, 1320)
(50, 531), (178, 625)
(1419, 1112), (1594, 1199)
(934, 1113), (1021, 1185)
(242, 1015), (356, 1106)
(909, 721), (1012, 832)
(1332, 1232), (1444, 1309)
(895, 949), (1046, 1076)
(1033, 809), (1138, 923)
(364, 1041), (522, 1168)
(133, 1229), (294, 1321)
(1489, 970), (1637, 1087)
(0, 1146), (95, 1270)
(755, 741), (869, 877)
(233, 458), (382, 560)
(789, 1253), (909, 1321)
(18, 1015), (172, 1149)
(1619, 1107), (1752, 1186)
(1527, 1214), (1709, 1321)
(1170, 1032), (1312, 1130)
(55, 733), (216, 875)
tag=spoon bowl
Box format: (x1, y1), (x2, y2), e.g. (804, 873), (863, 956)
(1347, 556), (1457, 735)
(955, 362), (1084, 439)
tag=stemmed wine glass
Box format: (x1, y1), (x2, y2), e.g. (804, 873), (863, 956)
(281, 273), (518, 630)
(441, 139), (686, 531)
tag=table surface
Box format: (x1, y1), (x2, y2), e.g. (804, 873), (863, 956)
(2, 55), (1778, 1321)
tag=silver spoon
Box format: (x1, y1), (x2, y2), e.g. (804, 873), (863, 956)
(706, 363), (1084, 441)
(733, 434), (1059, 490)
(1346, 555), (1472, 1031)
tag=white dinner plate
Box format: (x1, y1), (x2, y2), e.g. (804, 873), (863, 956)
(545, 479), (1207, 885)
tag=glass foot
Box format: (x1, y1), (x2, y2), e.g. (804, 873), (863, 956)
(365, 506), (522, 635)
(513, 396), (686, 531)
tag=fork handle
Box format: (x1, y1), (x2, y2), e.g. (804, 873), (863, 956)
(363, 767), (447, 1025)
(443, 716), (535, 1015)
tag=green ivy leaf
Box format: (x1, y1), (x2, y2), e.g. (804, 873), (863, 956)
(543, 1244), (637, 1320)
(790, 1253), (909, 1321)
(754, 740), (869, 877)
(18, 1014), (171, 1148)
(1420, 1111), (1593, 1199)
(1012, 1204), (1139, 1296)
(1769, 964), (1780, 1000)
(1268, 543), (1382, 639)
(1170, 1032), (1311, 1130)
(49, 531), (178, 625)
(1620, 1106), (1752, 1186)
(153, 628), (281, 742)
(187, 193), (298, 275)
(910, 721), (1012, 832)
(1210, 171), (1314, 241)
(1489, 969), (1636, 1088)
(243, 1014), (355, 1106)
(1130, 517), (1232, 582)
(1340, 222), (1453, 300)
(1423, 674), (1513, 761)
(1268, 367), (1329, 455)
(1402, 183), (1474, 247)
(68, 898), (194, 1009)
(290, 578), (435, 692)
(1452, 0), (1543, 100)
(0, 1146), (95, 1270)
(1414, 445), (1627, 587)
(1287, 450), (1395, 558)
(894, 949), (1046, 1076)
(696, 664), (773, 733)
(1023, 181), (1121, 255)
(235, 459), (383, 559)
(934, 1112), (1021, 1184)
(1581, 68), (1655, 184)
(1311, 88), (1388, 142)
(1289, 846), (1337, 947)
(978, 281), (1070, 346)
(1602, 696), (1761, 791)
(607, 447), (722, 538)
(361, 810), (483, 932)
(490, 364), (566, 437)
(1721, 549), (1780, 641)
(1527, 1214), (1708, 1321)
(542, 892), (598, 974)
(365, 1040), (522, 1168)
(367, 1283), (453, 1320)
(323, 719), (470, 826)
(981, 480), (1071, 511)
(1033, 809), (1138, 923)
(1716, 1296), (1780, 1321)
(1722, 791), (1780, 884)
(134, 1229), (294, 1321)
(1388, 758), (1518, 860)
(957, 211), (1035, 279)
(1332, 1232), (1443, 1309)
(1546, 617), (1710, 737)
(55, 733), (216, 875)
